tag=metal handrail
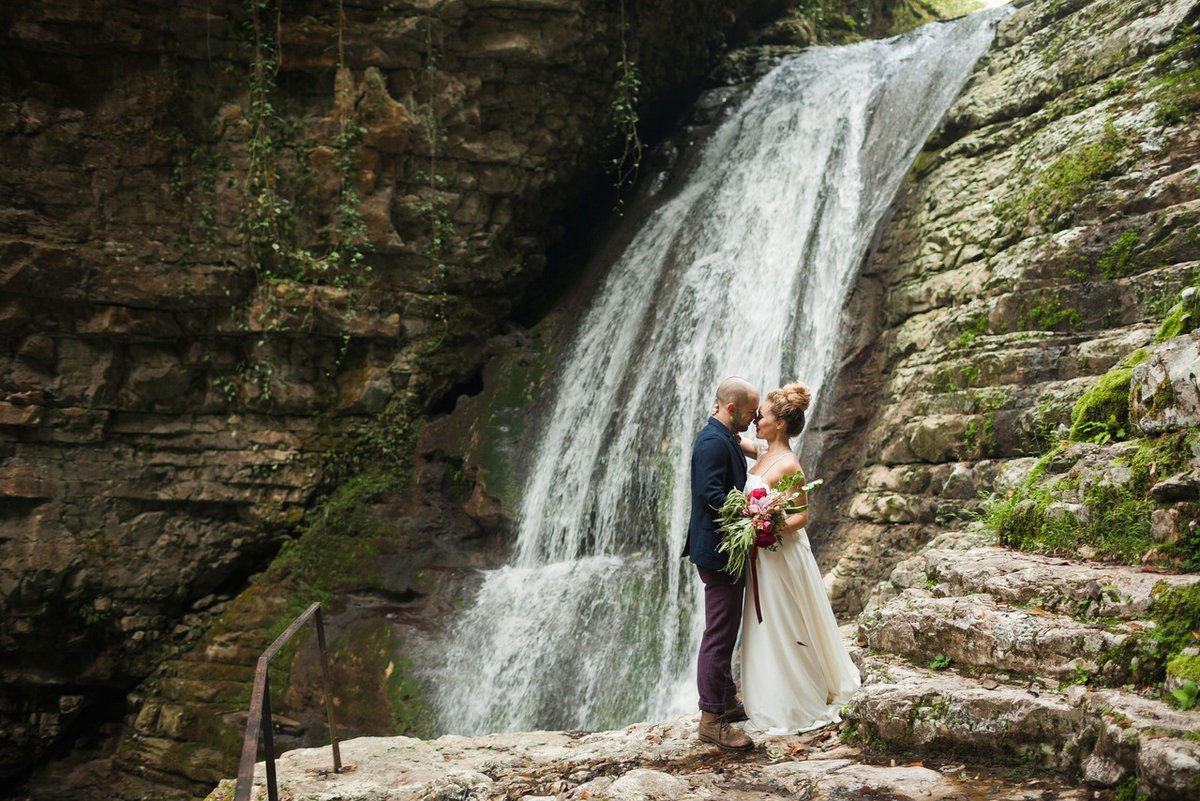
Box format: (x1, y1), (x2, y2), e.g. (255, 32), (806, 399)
(234, 602), (342, 801)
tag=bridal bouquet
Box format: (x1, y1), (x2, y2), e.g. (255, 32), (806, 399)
(716, 471), (822, 579)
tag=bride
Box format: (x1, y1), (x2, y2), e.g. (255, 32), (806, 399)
(737, 381), (860, 734)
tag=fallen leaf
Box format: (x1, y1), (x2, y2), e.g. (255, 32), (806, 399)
(905, 761), (924, 768)
(1029, 608), (1049, 616)
(981, 679), (999, 690)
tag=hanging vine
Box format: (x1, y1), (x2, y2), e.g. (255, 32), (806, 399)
(237, 0), (368, 290)
(608, 0), (643, 206)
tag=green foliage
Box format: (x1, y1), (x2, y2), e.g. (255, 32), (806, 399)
(982, 433), (1195, 566)
(1002, 122), (1132, 230)
(1097, 230), (1140, 279)
(927, 653), (952, 670)
(1149, 583), (1200, 667)
(608, 1), (643, 205)
(321, 396), (420, 491)
(1114, 775), (1147, 801)
(1058, 664), (1091, 689)
(1020, 293), (1082, 332)
(1152, 67), (1200, 126)
(237, 0), (369, 290)
(1101, 77), (1128, 98)
(1170, 679), (1198, 710)
(1067, 367), (1132, 442)
(964, 390), (1008, 456)
(954, 314), (990, 348)
(1168, 652), (1200, 683)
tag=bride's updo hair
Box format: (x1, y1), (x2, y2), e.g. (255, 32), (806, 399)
(767, 381), (811, 436)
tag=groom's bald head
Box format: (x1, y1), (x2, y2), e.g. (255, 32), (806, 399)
(716, 377), (756, 407)
(714, 377), (759, 433)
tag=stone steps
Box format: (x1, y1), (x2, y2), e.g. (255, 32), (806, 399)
(858, 588), (1147, 685)
(922, 546), (1200, 617)
(847, 654), (1087, 771)
(846, 654), (1200, 799)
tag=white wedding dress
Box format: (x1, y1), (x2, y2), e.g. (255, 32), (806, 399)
(740, 472), (861, 735)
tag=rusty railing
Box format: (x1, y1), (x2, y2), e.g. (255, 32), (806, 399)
(234, 601), (341, 801)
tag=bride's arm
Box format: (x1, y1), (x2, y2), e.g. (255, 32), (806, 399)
(739, 436), (762, 458)
(779, 490), (809, 534)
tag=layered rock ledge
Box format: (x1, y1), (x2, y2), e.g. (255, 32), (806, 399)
(206, 718), (1098, 801)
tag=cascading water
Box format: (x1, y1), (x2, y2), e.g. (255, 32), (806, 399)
(433, 9), (1007, 735)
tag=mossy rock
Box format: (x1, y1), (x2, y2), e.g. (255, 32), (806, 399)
(985, 434), (1196, 566)
(1068, 367), (1132, 442)
(1155, 288), (1200, 343)
(1150, 583), (1200, 662)
(1167, 650), (1200, 684)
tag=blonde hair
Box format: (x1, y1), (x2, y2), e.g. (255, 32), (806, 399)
(766, 381), (811, 436)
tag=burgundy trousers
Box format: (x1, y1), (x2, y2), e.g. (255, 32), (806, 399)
(695, 564), (744, 714)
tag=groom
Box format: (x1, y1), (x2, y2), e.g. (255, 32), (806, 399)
(683, 376), (758, 750)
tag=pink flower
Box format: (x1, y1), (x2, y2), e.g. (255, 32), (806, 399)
(747, 497), (768, 516)
(749, 488), (768, 500)
(760, 518), (774, 534)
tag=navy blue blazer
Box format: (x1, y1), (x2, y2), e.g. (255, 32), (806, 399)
(683, 417), (748, 572)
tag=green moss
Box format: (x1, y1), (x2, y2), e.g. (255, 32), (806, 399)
(1020, 294), (1082, 333)
(273, 470), (398, 597)
(387, 651), (436, 737)
(984, 433), (1195, 566)
(1068, 367), (1132, 442)
(1122, 348), (1150, 368)
(839, 719), (888, 751)
(1001, 122), (1133, 231)
(1167, 652), (1200, 683)
(1097, 230), (1140, 279)
(1155, 289), (1200, 342)
(1149, 583), (1200, 664)
(1152, 68), (1200, 126)
(955, 313), (990, 349)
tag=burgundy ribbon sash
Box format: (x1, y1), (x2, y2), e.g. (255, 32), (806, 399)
(750, 548), (763, 624)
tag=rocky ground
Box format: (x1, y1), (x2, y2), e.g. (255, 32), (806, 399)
(852, 541), (1200, 799)
(207, 718), (1103, 801)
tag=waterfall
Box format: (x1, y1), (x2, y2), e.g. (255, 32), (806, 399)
(432, 9), (1006, 735)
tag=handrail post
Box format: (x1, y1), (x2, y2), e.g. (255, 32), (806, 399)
(314, 606), (342, 771)
(262, 672), (278, 801)
(233, 603), (341, 801)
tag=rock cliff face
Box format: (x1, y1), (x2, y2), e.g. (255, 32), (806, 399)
(809, 0), (1200, 614)
(0, 0), (788, 793)
(12, 0), (1200, 798)
(799, 0), (1200, 796)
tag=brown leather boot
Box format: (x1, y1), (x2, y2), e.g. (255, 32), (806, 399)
(698, 710), (754, 751)
(723, 696), (748, 723)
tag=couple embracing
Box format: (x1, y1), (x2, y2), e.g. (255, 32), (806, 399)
(684, 377), (860, 749)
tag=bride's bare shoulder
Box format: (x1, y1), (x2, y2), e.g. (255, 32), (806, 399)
(769, 454), (803, 484)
